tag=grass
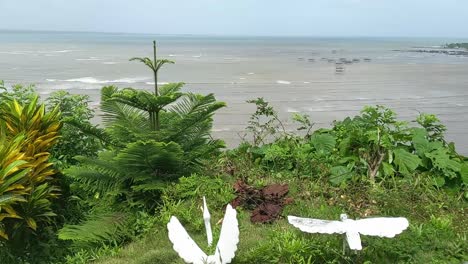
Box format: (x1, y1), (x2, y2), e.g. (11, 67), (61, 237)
(93, 170), (468, 264)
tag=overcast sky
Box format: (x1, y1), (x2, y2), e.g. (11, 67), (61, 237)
(1, 0), (467, 37)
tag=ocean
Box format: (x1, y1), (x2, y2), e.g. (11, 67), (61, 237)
(1, 30), (467, 154)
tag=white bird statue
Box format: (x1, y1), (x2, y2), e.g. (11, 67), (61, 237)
(167, 197), (239, 264)
(288, 214), (409, 251)
(202, 196), (213, 247)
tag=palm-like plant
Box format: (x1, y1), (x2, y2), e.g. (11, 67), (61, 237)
(101, 42), (226, 159)
(130, 41), (174, 96)
(129, 40), (175, 130)
(59, 42), (225, 247)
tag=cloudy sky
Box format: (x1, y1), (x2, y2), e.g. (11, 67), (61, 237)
(1, 0), (467, 37)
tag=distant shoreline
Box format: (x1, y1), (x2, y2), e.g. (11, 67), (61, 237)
(393, 43), (468, 56)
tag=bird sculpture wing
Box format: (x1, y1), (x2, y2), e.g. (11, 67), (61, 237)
(288, 216), (347, 234)
(214, 204), (239, 264)
(167, 216), (208, 264)
(353, 217), (409, 237)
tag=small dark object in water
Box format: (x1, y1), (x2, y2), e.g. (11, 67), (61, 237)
(335, 62), (345, 74)
(297, 57), (305, 61)
(352, 58), (360, 63)
(328, 59), (335, 63)
(308, 58), (315, 62)
(363, 58), (371, 62)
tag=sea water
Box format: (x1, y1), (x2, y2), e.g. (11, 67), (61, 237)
(1, 30), (467, 154)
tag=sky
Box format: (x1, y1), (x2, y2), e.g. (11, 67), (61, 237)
(0, 0), (467, 37)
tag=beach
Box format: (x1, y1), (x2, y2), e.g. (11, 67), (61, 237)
(1, 31), (467, 154)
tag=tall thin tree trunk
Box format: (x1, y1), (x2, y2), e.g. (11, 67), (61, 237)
(155, 110), (160, 131)
(153, 40), (158, 96)
(153, 40), (160, 131)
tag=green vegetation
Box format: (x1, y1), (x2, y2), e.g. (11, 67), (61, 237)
(0, 42), (467, 263)
(444, 43), (468, 49)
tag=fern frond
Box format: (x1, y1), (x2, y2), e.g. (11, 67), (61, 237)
(129, 57), (155, 71)
(167, 93), (226, 143)
(58, 212), (128, 245)
(159, 82), (185, 96)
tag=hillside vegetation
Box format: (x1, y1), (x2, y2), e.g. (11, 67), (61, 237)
(0, 42), (466, 263)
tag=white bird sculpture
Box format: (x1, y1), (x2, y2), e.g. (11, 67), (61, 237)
(288, 214), (409, 251)
(167, 197), (239, 264)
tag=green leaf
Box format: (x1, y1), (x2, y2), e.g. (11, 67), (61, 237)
(25, 217), (37, 230)
(460, 162), (468, 184)
(412, 134), (442, 157)
(393, 148), (421, 176)
(433, 176), (446, 187)
(425, 148), (461, 174)
(329, 166), (353, 186)
(310, 133), (336, 155)
(381, 161), (395, 177)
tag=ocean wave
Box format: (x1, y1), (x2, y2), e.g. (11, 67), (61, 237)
(65, 77), (147, 84)
(212, 127), (231, 132)
(76, 57), (102, 61)
(50, 50), (75, 53)
(102, 62), (118, 65)
(276, 80), (291, 85)
(0, 51), (26, 55)
(1, 50), (76, 55)
(145, 82), (169, 85)
(46, 79), (57, 82)
(303, 81), (310, 84)
(247, 72), (255, 75)
(286, 107), (300, 113)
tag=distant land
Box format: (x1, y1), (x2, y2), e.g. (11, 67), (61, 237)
(394, 42), (468, 56)
(444, 43), (468, 49)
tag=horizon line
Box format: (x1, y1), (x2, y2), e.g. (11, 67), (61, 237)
(1, 28), (467, 40)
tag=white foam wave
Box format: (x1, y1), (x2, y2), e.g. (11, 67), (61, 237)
(0, 51), (26, 55)
(65, 77), (147, 84)
(305, 107), (326, 112)
(52, 50), (74, 53)
(286, 107), (300, 113)
(239, 77), (246, 80)
(303, 81), (310, 84)
(46, 79), (57, 82)
(276, 80), (291, 85)
(64, 77), (108, 84)
(76, 57), (102, 61)
(145, 82), (169, 85)
(102, 62), (118, 65)
(212, 127), (231, 132)
(247, 72), (255, 75)
(192, 55), (202, 58)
